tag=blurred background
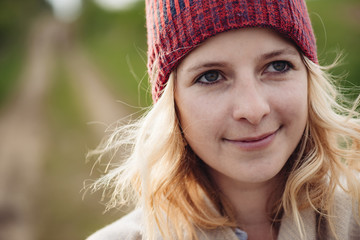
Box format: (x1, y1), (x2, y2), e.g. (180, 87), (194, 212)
(0, 0), (358, 239)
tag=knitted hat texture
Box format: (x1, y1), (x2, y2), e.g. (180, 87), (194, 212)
(146, 0), (317, 101)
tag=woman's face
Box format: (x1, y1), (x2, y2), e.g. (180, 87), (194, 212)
(175, 28), (308, 187)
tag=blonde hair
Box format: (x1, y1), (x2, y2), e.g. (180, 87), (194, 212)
(88, 56), (360, 240)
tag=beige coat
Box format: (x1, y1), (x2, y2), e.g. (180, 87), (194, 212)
(87, 190), (360, 240)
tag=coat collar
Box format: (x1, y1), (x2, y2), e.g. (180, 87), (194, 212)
(278, 208), (317, 240)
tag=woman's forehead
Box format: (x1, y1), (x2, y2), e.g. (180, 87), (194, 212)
(178, 28), (300, 70)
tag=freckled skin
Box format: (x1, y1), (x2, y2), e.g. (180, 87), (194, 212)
(175, 28), (308, 189)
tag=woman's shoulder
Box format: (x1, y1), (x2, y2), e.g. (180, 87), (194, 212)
(332, 187), (360, 239)
(86, 208), (144, 240)
(85, 208), (238, 240)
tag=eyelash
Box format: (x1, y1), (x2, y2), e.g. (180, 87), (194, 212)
(264, 60), (293, 74)
(195, 70), (224, 85)
(195, 61), (294, 85)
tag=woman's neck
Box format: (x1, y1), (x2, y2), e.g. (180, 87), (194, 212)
(226, 180), (275, 223)
(231, 184), (278, 240)
(212, 172), (281, 239)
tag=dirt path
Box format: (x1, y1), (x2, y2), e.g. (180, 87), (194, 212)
(0, 15), (129, 240)
(0, 16), (62, 240)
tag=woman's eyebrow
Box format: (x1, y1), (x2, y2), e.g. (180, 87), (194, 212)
(260, 48), (299, 60)
(185, 62), (229, 74)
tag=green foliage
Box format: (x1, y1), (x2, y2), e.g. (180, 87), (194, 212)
(0, 47), (24, 108)
(308, 0), (360, 87)
(78, 0), (150, 107)
(0, 0), (49, 48)
(47, 59), (87, 128)
(0, 0), (51, 108)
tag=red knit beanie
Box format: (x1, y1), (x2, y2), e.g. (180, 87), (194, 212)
(146, 0), (317, 102)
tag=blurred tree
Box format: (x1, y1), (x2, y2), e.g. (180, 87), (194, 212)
(0, 0), (51, 107)
(0, 0), (50, 50)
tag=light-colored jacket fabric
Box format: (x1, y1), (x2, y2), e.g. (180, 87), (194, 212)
(87, 190), (360, 240)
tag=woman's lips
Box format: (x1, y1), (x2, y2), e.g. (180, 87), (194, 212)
(224, 129), (279, 151)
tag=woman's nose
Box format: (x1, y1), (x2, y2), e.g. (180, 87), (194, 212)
(231, 78), (270, 125)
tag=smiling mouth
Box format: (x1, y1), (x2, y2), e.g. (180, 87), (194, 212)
(240, 132), (275, 142)
(225, 128), (280, 150)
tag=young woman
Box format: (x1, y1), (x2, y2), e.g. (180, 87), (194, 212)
(87, 0), (360, 239)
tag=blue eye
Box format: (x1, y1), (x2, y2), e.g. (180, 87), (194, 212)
(266, 61), (292, 73)
(196, 70), (222, 84)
